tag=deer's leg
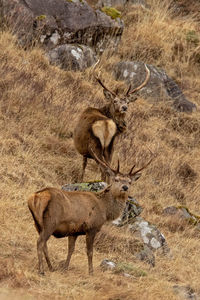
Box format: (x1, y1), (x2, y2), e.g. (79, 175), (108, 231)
(63, 235), (78, 270)
(86, 231), (96, 275)
(37, 232), (46, 275)
(81, 156), (87, 182)
(37, 227), (54, 275)
(43, 243), (53, 272)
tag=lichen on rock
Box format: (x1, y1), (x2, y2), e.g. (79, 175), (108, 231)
(101, 6), (121, 19)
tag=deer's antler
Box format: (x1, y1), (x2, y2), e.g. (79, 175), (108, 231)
(126, 64), (150, 96)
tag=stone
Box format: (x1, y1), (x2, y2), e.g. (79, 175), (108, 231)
(163, 206), (200, 226)
(129, 216), (170, 255)
(100, 259), (116, 271)
(113, 61), (197, 112)
(1, 0), (124, 54)
(173, 285), (199, 300)
(62, 181), (107, 192)
(47, 44), (96, 71)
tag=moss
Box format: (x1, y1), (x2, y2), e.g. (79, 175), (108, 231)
(101, 7), (121, 19)
(114, 262), (147, 277)
(36, 15), (46, 21)
(186, 30), (199, 46)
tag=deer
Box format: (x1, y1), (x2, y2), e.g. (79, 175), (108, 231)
(28, 149), (153, 276)
(73, 64), (150, 182)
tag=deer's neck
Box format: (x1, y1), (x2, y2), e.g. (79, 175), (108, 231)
(99, 105), (112, 119)
(99, 105), (126, 133)
(97, 187), (127, 221)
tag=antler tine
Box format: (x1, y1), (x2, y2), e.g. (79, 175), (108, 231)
(116, 158), (120, 173)
(128, 164), (136, 176)
(95, 76), (116, 97)
(90, 148), (117, 174)
(127, 64), (150, 95)
(126, 84), (132, 96)
(130, 156), (154, 177)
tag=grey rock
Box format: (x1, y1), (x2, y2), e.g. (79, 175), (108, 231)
(100, 259), (116, 271)
(114, 61), (197, 112)
(1, 0), (124, 54)
(62, 181), (107, 192)
(173, 285), (199, 300)
(129, 216), (170, 254)
(47, 44), (96, 71)
(112, 196), (143, 226)
(163, 206), (200, 226)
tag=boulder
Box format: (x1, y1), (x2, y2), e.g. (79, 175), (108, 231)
(163, 205), (200, 226)
(47, 44), (96, 71)
(114, 61), (197, 112)
(173, 285), (199, 300)
(1, 0), (124, 54)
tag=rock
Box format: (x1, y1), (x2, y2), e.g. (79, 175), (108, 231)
(128, 216), (170, 264)
(1, 0), (124, 54)
(113, 61), (197, 112)
(112, 196), (143, 226)
(100, 259), (116, 271)
(47, 44), (96, 71)
(62, 181), (107, 192)
(163, 206), (200, 226)
(173, 285), (199, 300)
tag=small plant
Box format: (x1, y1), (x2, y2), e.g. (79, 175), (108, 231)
(36, 15), (46, 21)
(186, 30), (199, 46)
(114, 262), (147, 277)
(101, 7), (121, 19)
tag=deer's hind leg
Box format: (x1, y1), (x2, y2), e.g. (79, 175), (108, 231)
(63, 235), (78, 270)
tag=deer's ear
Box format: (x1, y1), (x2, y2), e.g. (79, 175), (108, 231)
(127, 94), (138, 103)
(103, 89), (114, 101)
(131, 173), (141, 181)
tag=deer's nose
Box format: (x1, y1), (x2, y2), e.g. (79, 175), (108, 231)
(122, 105), (127, 111)
(122, 185), (128, 191)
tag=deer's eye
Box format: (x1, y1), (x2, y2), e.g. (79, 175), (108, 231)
(113, 99), (118, 104)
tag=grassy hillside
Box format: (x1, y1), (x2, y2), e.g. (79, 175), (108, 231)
(0, 0), (200, 299)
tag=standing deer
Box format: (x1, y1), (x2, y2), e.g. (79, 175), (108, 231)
(28, 150), (153, 275)
(73, 64), (150, 181)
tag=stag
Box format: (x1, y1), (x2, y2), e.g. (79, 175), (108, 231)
(73, 64), (150, 181)
(28, 150), (153, 275)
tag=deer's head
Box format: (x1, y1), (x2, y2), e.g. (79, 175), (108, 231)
(96, 64), (150, 118)
(90, 148), (153, 200)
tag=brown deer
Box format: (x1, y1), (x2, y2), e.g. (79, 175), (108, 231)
(28, 150), (153, 275)
(73, 64), (150, 182)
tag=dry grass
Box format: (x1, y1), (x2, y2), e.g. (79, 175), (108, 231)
(0, 0), (200, 299)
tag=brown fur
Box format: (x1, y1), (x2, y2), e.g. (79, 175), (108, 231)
(28, 169), (142, 275)
(73, 66), (150, 182)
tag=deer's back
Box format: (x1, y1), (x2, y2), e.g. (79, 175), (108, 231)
(73, 107), (116, 156)
(41, 188), (107, 237)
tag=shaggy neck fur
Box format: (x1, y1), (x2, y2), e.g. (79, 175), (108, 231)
(97, 186), (128, 221)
